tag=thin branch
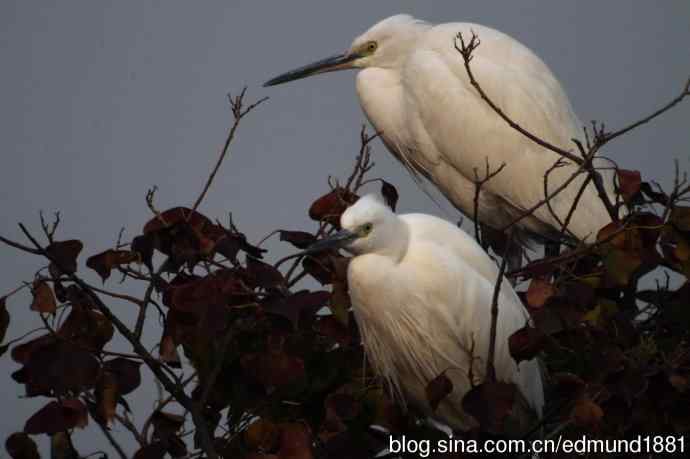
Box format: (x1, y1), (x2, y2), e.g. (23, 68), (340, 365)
(190, 88), (268, 215)
(472, 159), (507, 246)
(486, 231), (512, 381)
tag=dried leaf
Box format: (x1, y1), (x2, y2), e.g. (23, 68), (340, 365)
(670, 206), (690, 232)
(462, 382), (516, 434)
(159, 335), (181, 368)
(24, 399), (88, 434)
(616, 169), (641, 203)
(131, 233), (155, 271)
(30, 281), (57, 314)
(246, 256), (286, 290)
(315, 316), (351, 346)
(263, 290), (330, 329)
(133, 443), (167, 459)
(603, 249), (642, 287)
(279, 230), (317, 250)
(46, 239), (83, 275)
(5, 432), (40, 459)
(86, 249), (139, 281)
(508, 325), (546, 363)
(151, 411), (185, 441)
(425, 372), (453, 412)
(103, 358), (142, 395)
(380, 180), (399, 211)
(571, 397), (603, 430)
(96, 371), (118, 425)
(244, 419), (280, 452)
(241, 345), (305, 388)
(550, 372), (586, 399)
(526, 278), (556, 309)
(308, 188), (359, 228)
(277, 423), (313, 459)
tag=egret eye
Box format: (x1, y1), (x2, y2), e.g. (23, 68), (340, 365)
(360, 222), (374, 235)
(366, 41), (378, 53)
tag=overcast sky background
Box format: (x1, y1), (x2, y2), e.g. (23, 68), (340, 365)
(1, 1), (689, 455)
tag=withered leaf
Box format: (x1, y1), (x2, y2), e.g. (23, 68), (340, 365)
(46, 239), (83, 275)
(263, 290), (330, 329)
(131, 233), (155, 271)
(616, 169), (641, 203)
(58, 308), (114, 350)
(143, 207), (213, 234)
(277, 423), (313, 459)
(462, 382), (516, 434)
(24, 399), (88, 435)
(670, 206), (690, 232)
(571, 397), (604, 430)
(425, 371), (453, 412)
(151, 411), (185, 441)
(30, 281), (57, 314)
(5, 432), (40, 459)
(159, 335), (181, 368)
(22, 341), (101, 396)
(244, 418), (280, 452)
(133, 443), (167, 459)
(103, 358), (142, 395)
(508, 325), (546, 363)
(526, 278), (555, 309)
(245, 256), (285, 290)
(279, 230), (317, 250)
(551, 372), (586, 399)
(380, 180), (399, 211)
(241, 347), (305, 388)
(308, 188), (359, 228)
(315, 315), (351, 346)
(96, 371), (118, 425)
(86, 249), (139, 281)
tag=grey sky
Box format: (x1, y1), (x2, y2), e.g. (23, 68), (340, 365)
(1, 1), (688, 455)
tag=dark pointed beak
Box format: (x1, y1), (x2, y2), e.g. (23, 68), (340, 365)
(263, 52), (361, 87)
(302, 229), (358, 254)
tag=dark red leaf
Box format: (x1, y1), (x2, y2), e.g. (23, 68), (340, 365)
(263, 290), (330, 329)
(103, 358), (142, 395)
(86, 249), (139, 281)
(315, 315), (351, 346)
(526, 278), (555, 310)
(277, 423), (313, 459)
(425, 372), (453, 412)
(380, 181), (399, 211)
(46, 240), (83, 275)
(245, 256), (285, 290)
(131, 233), (155, 271)
(616, 169), (642, 203)
(24, 399), (88, 434)
(151, 411), (185, 441)
(462, 382), (516, 435)
(30, 281), (57, 314)
(5, 432), (39, 459)
(308, 188), (359, 228)
(508, 325), (546, 363)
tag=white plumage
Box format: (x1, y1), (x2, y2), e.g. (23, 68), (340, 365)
(266, 14), (616, 244)
(311, 194), (544, 432)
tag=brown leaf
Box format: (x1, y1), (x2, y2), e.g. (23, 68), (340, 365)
(277, 423), (313, 459)
(380, 181), (399, 211)
(103, 358), (142, 395)
(46, 239), (83, 275)
(241, 342), (306, 388)
(426, 372), (453, 412)
(279, 231), (317, 250)
(30, 281), (57, 314)
(462, 382), (516, 434)
(246, 257), (286, 290)
(24, 399), (88, 434)
(669, 373), (689, 393)
(263, 290), (330, 329)
(302, 254), (334, 285)
(22, 341), (101, 396)
(308, 188), (359, 228)
(0, 297), (9, 344)
(526, 278), (556, 309)
(86, 249), (139, 281)
(151, 411), (185, 441)
(131, 233), (155, 271)
(571, 397), (604, 430)
(5, 432), (40, 459)
(315, 316), (351, 346)
(616, 169), (641, 203)
(603, 249), (642, 287)
(550, 372), (586, 399)
(11, 334), (56, 365)
(159, 335), (181, 368)
(670, 206), (690, 232)
(58, 308), (114, 350)
(508, 325), (546, 363)
(143, 207), (213, 234)
(133, 443), (167, 459)
(244, 419), (280, 452)
(96, 371), (118, 425)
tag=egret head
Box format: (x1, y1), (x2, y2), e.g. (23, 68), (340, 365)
(306, 193), (408, 259)
(264, 14), (428, 87)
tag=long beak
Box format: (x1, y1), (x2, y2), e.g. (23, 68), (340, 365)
(263, 52), (360, 87)
(302, 229), (358, 255)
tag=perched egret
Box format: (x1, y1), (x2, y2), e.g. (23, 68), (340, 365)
(308, 194), (544, 432)
(265, 14), (616, 245)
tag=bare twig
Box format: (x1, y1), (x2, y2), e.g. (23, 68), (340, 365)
(190, 88), (268, 216)
(472, 159), (506, 246)
(486, 231), (512, 381)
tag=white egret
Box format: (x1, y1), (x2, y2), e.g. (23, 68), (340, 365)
(265, 14), (616, 246)
(308, 194), (544, 433)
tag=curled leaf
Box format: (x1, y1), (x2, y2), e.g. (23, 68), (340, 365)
(30, 281), (57, 314)
(86, 249), (139, 281)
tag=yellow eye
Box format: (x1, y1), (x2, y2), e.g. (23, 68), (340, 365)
(366, 41), (378, 53)
(361, 223), (373, 235)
